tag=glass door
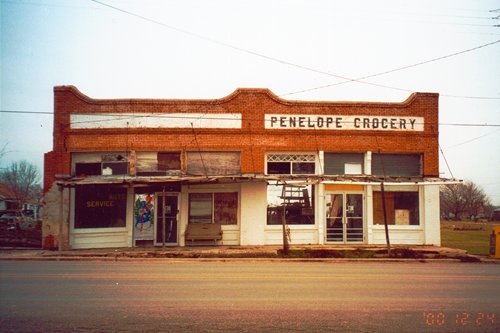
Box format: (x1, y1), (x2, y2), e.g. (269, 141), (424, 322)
(155, 194), (179, 245)
(326, 193), (364, 243)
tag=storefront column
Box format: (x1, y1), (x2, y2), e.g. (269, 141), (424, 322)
(366, 185), (374, 244)
(126, 187), (134, 247)
(317, 183), (325, 245)
(240, 182), (267, 245)
(423, 185), (441, 245)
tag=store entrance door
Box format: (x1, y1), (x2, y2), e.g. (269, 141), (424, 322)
(326, 193), (364, 243)
(155, 194), (179, 245)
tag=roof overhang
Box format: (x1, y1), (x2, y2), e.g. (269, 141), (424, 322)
(54, 174), (462, 188)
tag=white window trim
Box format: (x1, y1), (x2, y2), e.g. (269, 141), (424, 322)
(265, 152), (319, 175)
(186, 188), (241, 226)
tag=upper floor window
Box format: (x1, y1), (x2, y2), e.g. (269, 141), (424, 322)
(136, 151), (181, 176)
(372, 153), (422, 177)
(186, 151), (241, 176)
(266, 153), (316, 175)
(324, 152), (364, 175)
(72, 152), (129, 177)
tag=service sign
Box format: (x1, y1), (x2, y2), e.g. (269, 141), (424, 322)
(265, 114), (424, 131)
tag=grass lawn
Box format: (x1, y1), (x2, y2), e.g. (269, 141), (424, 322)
(441, 221), (498, 256)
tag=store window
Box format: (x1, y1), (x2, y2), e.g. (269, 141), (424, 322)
(267, 183), (315, 225)
(267, 154), (316, 175)
(74, 186), (127, 228)
(188, 192), (238, 225)
(373, 191), (419, 225)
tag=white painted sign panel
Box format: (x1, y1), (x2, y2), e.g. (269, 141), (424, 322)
(265, 114), (424, 131)
(71, 113), (242, 129)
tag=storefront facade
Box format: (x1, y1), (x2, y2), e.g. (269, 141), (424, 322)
(43, 86), (444, 249)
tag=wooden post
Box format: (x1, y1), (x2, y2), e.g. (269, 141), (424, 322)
(162, 187), (166, 248)
(58, 185), (64, 253)
(282, 205), (289, 255)
(381, 181), (391, 256)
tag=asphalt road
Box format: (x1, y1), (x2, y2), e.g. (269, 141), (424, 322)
(1, 260), (499, 332)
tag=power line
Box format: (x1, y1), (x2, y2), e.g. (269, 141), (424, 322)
(279, 39), (500, 98)
(89, 0), (500, 100)
(445, 128), (500, 149)
(2, 109), (499, 128)
(0, 110), (53, 115)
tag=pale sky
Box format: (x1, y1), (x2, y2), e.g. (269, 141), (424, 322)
(1, 0), (499, 204)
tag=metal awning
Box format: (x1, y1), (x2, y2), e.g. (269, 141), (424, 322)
(55, 174), (461, 187)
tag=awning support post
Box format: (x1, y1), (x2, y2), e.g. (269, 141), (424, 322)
(381, 181), (391, 256)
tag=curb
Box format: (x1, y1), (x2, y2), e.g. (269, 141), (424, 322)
(1, 256), (496, 263)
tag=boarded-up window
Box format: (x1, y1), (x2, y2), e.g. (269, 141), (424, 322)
(372, 154), (421, 177)
(324, 153), (364, 175)
(158, 152), (181, 171)
(136, 151), (181, 176)
(373, 191), (419, 225)
(187, 152), (240, 175)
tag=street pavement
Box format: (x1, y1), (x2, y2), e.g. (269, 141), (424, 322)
(1, 261), (499, 332)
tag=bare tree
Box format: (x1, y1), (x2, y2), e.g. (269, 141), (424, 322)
(0, 143), (9, 165)
(0, 160), (42, 207)
(440, 180), (491, 220)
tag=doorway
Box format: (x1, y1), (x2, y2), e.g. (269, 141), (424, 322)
(326, 193), (364, 243)
(155, 194), (179, 245)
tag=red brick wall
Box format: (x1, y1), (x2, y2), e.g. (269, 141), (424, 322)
(44, 86), (439, 191)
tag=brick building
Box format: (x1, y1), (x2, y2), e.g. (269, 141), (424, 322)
(43, 86), (446, 249)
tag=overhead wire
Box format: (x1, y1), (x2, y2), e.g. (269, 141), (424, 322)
(444, 128), (500, 149)
(88, 0), (500, 100)
(1, 109), (500, 128)
(279, 39), (500, 98)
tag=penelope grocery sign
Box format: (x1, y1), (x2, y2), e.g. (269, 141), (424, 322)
(265, 114), (424, 131)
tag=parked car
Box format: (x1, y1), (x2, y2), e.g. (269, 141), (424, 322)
(0, 212), (24, 224)
(0, 211), (33, 229)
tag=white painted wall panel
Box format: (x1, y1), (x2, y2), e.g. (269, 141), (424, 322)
(70, 231), (129, 249)
(71, 113), (241, 129)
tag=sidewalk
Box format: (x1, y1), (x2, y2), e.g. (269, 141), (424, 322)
(0, 245), (496, 262)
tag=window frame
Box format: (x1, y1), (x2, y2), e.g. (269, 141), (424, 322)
(188, 191), (239, 225)
(72, 152), (129, 177)
(135, 151), (182, 176)
(266, 153), (317, 175)
(266, 183), (315, 225)
(372, 187), (420, 226)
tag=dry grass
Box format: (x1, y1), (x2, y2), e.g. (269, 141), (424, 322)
(441, 221), (497, 256)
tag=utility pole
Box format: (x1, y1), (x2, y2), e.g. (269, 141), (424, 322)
(381, 181), (391, 256)
(282, 204), (289, 255)
(162, 187), (166, 248)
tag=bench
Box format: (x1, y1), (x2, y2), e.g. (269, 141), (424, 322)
(185, 223), (223, 245)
